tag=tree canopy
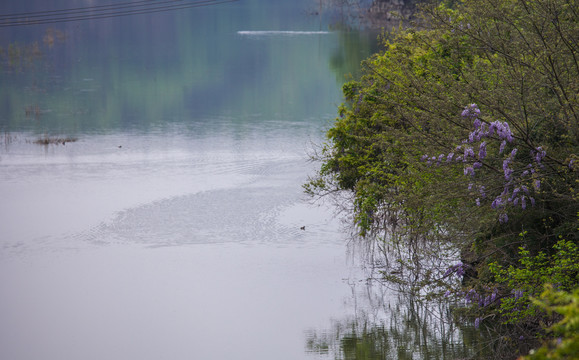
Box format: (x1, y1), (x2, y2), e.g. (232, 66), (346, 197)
(306, 0), (578, 357)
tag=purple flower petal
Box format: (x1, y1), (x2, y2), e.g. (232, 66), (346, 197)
(503, 159), (510, 171)
(479, 186), (486, 198)
(499, 213), (508, 223)
(499, 140), (506, 154)
(478, 142), (487, 159)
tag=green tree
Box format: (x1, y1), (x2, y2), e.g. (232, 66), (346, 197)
(521, 285), (579, 360)
(306, 0), (578, 356)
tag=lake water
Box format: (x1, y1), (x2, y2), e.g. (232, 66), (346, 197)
(0, 1), (480, 359)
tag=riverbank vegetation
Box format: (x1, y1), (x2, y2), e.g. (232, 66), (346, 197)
(313, 0), (420, 29)
(305, 0), (578, 358)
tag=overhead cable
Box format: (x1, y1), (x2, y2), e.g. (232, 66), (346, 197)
(0, 0), (238, 27)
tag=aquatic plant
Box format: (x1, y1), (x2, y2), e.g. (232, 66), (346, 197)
(32, 135), (78, 145)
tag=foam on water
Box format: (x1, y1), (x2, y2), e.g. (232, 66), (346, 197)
(237, 30), (331, 36)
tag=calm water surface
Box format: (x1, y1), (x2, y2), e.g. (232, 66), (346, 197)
(0, 1), (479, 359)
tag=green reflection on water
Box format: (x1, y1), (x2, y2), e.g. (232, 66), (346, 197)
(0, 0), (378, 135)
(305, 283), (492, 360)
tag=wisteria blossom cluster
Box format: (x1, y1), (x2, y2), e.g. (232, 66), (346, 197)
(513, 289), (525, 300)
(421, 103), (546, 223)
(468, 288), (499, 308)
(445, 285), (502, 329)
(441, 260), (540, 330)
(443, 262), (468, 278)
(442, 279), (536, 330)
(444, 266), (498, 307)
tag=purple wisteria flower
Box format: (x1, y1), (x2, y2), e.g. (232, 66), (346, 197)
(499, 213), (508, 223)
(502, 122), (514, 142)
(534, 146), (546, 163)
(503, 159), (510, 171)
(487, 121), (515, 142)
(503, 151), (519, 181)
(462, 103), (481, 119)
(478, 141), (487, 159)
(465, 288), (478, 302)
(464, 147), (475, 161)
(444, 262), (467, 278)
(499, 140), (507, 154)
(419, 104), (543, 221)
(479, 185), (486, 198)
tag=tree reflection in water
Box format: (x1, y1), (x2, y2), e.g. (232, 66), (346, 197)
(305, 278), (490, 360)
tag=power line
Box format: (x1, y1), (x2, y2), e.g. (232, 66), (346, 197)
(0, 0), (238, 27)
(0, 0), (185, 19)
(0, 0), (236, 25)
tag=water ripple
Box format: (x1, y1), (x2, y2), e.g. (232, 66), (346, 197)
(81, 185), (339, 248)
